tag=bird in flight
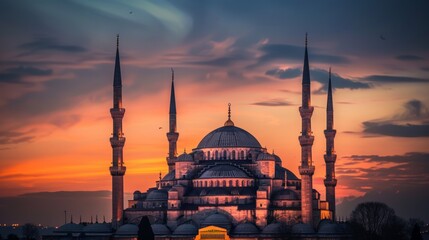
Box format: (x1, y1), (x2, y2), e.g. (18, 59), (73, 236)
(129, 11), (133, 14)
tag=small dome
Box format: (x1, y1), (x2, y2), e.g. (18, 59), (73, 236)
(257, 152), (275, 161)
(291, 223), (315, 234)
(273, 154), (282, 163)
(83, 223), (112, 233)
(262, 223), (283, 234)
(146, 189), (168, 201)
(56, 223), (84, 233)
(275, 166), (299, 180)
(272, 189), (299, 200)
(318, 220), (345, 234)
(116, 224), (138, 235)
(133, 190), (141, 195)
(199, 165), (250, 179)
(177, 152), (193, 162)
(233, 222), (259, 235)
(196, 126), (261, 149)
(202, 213), (231, 229)
(173, 224), (197, 235)
(151, 224), (171, 235)
(162, 170), (175, 180)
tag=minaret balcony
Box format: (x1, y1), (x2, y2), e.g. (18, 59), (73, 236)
(110, 137), (126, 147)
(167, 132), (179, 141)
(299, 135), (314, 146)
(324, 178), (337, 187)
(324, 154), (337, 163)
(299, 166), (315, 176)
(324, 129), (336, 137)
(110, 108), (125, 118)
(299, 106), (314, 117)
(110, 166), (126, 176)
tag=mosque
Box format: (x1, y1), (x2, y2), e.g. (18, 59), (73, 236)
(45, 35), (351, 239)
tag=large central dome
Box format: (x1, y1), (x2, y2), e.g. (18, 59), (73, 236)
(196, 125), (262, 149)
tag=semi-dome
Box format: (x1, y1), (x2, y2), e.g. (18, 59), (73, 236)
(199, 165), (250, 179)
(56, 223), (84, 233)
(146, 189), (168, 201)
(116, 224), (138, 235)
(202, 213), (231, 229)
(257, 152), (275, 161)
(233, 222), (259, 235)
(262, 223), (283, 234)
(151, 224), (171, 235)
(272, 189), (299, 200)
(196, 125), (261, 149)
(83, 223), (112, 233)
(173, 224), (198, 235)
(291, 223), (315, 234)
(177, 152), (193, 162)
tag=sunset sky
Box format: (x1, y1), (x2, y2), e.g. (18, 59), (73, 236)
(0, 0), (428, 226)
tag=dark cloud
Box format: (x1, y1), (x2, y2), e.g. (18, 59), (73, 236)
(362, 122), (429, 137)
(421, 67), (429, 72)
(251, 99), (294, 107)
(362, 100), (429, 137)
(258, 44), (349, 65)
(337, 152), (429, 222)
(0, 130), (35, 145)
(265, 68), (301, 79)
(186, 53), (249, 67)
(266, 67), (371, 92)
(0, 66), (52, 84)
(18, 37), (87, 56)
(395, 55), (424, 61)
(50, 114), (81, 129)
(361, 75), (429, 83)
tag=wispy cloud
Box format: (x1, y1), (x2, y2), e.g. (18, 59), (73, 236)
(395, 54), (424, 61)
(251, 99), (294, 107)
(18, 37), (87, 56)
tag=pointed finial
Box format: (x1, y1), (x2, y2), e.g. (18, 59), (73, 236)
(79, 215), (82, 224)
(116, 34), (119, 48)
(91, 216), (93, 224)
(103, 216), (106, 223)
(329, 67), (331, 78)
(224, 103), (235, 126)
(70, 214), (73, 224)
(96, 215), (98, 223)
(284, 171), (288, 189)
(171, 68), (174, 82)
(228, 103), (231, 120)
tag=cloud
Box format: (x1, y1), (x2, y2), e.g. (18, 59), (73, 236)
(361, 75), (429, 83)
(258, 44), (349, 65)
(0, 66), (52, 84)
(0, 130), (35, 145)
(251, 99), (294, 107)
(395, 55), (424, 61)
(265, 68), (301, 79)
(18, 37), (87, 56)
(50, 114), (81, 129)
(336, 152), (429, 222)
(362, 100), (429, 137)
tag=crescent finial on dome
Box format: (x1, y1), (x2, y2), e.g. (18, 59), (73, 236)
(224, 103), (235, 126)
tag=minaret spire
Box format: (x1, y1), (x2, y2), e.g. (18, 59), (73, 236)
(324, 67), (337, 220)
(167, 68), (179, 172)
(298, 33), (315, 226)
(109, 35), (126, 229)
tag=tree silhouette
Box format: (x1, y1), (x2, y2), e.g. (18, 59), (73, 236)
(22, 223), (40, 240)
(410, 224), (423, 240)
(6, 234), (19, 240)
(138, 216), (154, 240)
(350, 202), (407, 240)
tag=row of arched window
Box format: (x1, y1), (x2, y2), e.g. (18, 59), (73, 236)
(193, 179), (254, 187)
(204, 150), (249, 160)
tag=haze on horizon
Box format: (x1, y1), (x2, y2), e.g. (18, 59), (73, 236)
(0, 0), (428, 226)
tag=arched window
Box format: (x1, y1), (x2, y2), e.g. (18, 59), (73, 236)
(242, 180), (245, 187)
(215, 151), (219, 159)
(216, 180), (220, 187)
(241, 151), (245, 160)
(207, 151), (211, 160)
(223, 150), (227, 160)
(229, 180), (233, 187)
(232, 150), (236, 160)
(222, 180), (226, 187)
(236, 180), (240, 187)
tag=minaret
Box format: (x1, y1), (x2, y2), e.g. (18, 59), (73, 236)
(298, 34), (315, 225)
(324, 68), (337, 220)
(109, 35), (126, 229)
(166, 68), (179, 172)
